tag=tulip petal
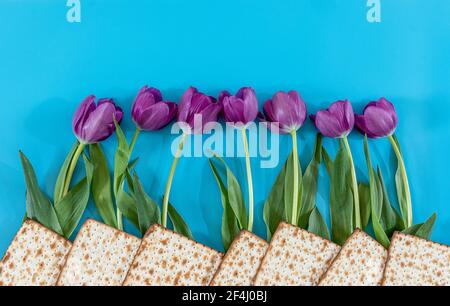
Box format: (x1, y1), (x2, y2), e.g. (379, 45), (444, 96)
(272, 92), (302, 131)
(138, 102), (176, 131)
(218, 90), (231, 105)
(355, 114), (378, 138)
(363, 105), (397, 137)
(356, 98), (398, 138)
(314, 110), (345, 138)
(262, 99), (276, 122)
(190, 92), (215, 116)
(72, 95), (96, 138)
(222, 87), (258, 125)
(223, 97), (246, 123)
(81, 102), (117, 143)
(197, 102), (222, 133)
(178, 86), (197, 123)
(132, 88), (157, 121)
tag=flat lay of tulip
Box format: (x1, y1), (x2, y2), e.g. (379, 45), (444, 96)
(258, 91), (328, 240)
(311, 100), (361, 245)
(114, 86), (177, 231)
(163, 87), (222, 229)
(87, 86), (192, 238)
(259, 91), (306, 226)
(17, 85), (436, 252)
(220, 87), (258, 232)
(208, 87), (260, 249)
(356, 98), (436, 247)
(19, 96), (122, 238)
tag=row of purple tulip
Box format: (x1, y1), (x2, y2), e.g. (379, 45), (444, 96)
(71, 85), (403, 236)
(73, 86), (398, 144)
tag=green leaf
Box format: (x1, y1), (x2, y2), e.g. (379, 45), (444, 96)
(263, 159), (287, 240)
(89, 144), (117, 228)
(358, 183), (371, 230)
(377, 167), (405, 236)
(209, 159), (241, 250)
(132, 172), (161, 235)
(211, 156), (247, 230)
(116, 189), (139, 230)
(363, 136), (390, 248)
(55, 154), (94, 239)
(329, 140), (354, 245)
(308, 207), (330, 240)
(19, 151), (63, 236)
(128, 158), (140, 172)
(321, 147), (333, 177)
(298, 134), (322, 228)
(113, 120), (130, 197)
(392, 135), (409, 227)
(54, 142), (79, 205)
(395, 165), (409, 228)
(168, 203), (193, 240)
(372, 216), (391, 249)
(404, 213), (437, 240)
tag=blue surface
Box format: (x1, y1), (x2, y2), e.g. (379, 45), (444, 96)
(0, 0), (449, 255)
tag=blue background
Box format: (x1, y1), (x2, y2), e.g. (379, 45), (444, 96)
(1, 0), (449, 255)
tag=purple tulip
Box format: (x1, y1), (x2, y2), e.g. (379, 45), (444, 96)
(177, 87), (222, 133)
(72, 95), (123, 144)
(258, 91), (307, 134)
(220, 87), (258, 126)
(355, 98), (398, 138)
(131, 86), (177, 131)
(310, 100), (355, 138)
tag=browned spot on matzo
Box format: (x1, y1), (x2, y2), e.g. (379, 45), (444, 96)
(318, 229), (387, 286)
(253, 222), (340, 286)
(57, 219), (141, 286)
(210, 230), (268, 286)
(382, 232), (450, 286)
(123, 224), (222, 286)
(0, 220), (71, 286)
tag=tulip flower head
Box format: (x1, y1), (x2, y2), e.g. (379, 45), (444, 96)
(310, 100), (354, 138)
(132, 86), (177, 131)
(355, 97), (398, 138)
(72, 95), (123, 144)
(259, 91), (307, 134)
(311, 99), (362, 229)
(220, 87), (258, 127)
(177, 87), (222, 134)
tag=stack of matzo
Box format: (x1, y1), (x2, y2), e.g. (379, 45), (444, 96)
(210, 230), (268, 286)
(318, 229), (387, 286)
(0, 220), (71, 286)
(253, 222), (340, 286)
(57, 219), (141, 286)
(123, 224), (223, 286)
(382, 232), (450, 286)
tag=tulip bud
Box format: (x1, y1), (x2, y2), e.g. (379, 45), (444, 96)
(259, 91), (307, 134)
(355, 98), (398, 138)
(131, 86), (177, 131)
(310, 100), (354, 138)
(177, 87), (222, 134)
(221, 87), (258, 126)
(72, 95), (123, 144)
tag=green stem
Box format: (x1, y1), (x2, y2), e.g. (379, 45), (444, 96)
(62, 143), (85, 196)
(129, 128), (141, 154)
(162, 133), (188, 228)
(388, 135), (413, 227)
(291, 130), (300, 226)
(291, 131), (300, 225)
(117, 128), (141, 231)
(241, 129), (254, 232)
(343, 136), (361, 229)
